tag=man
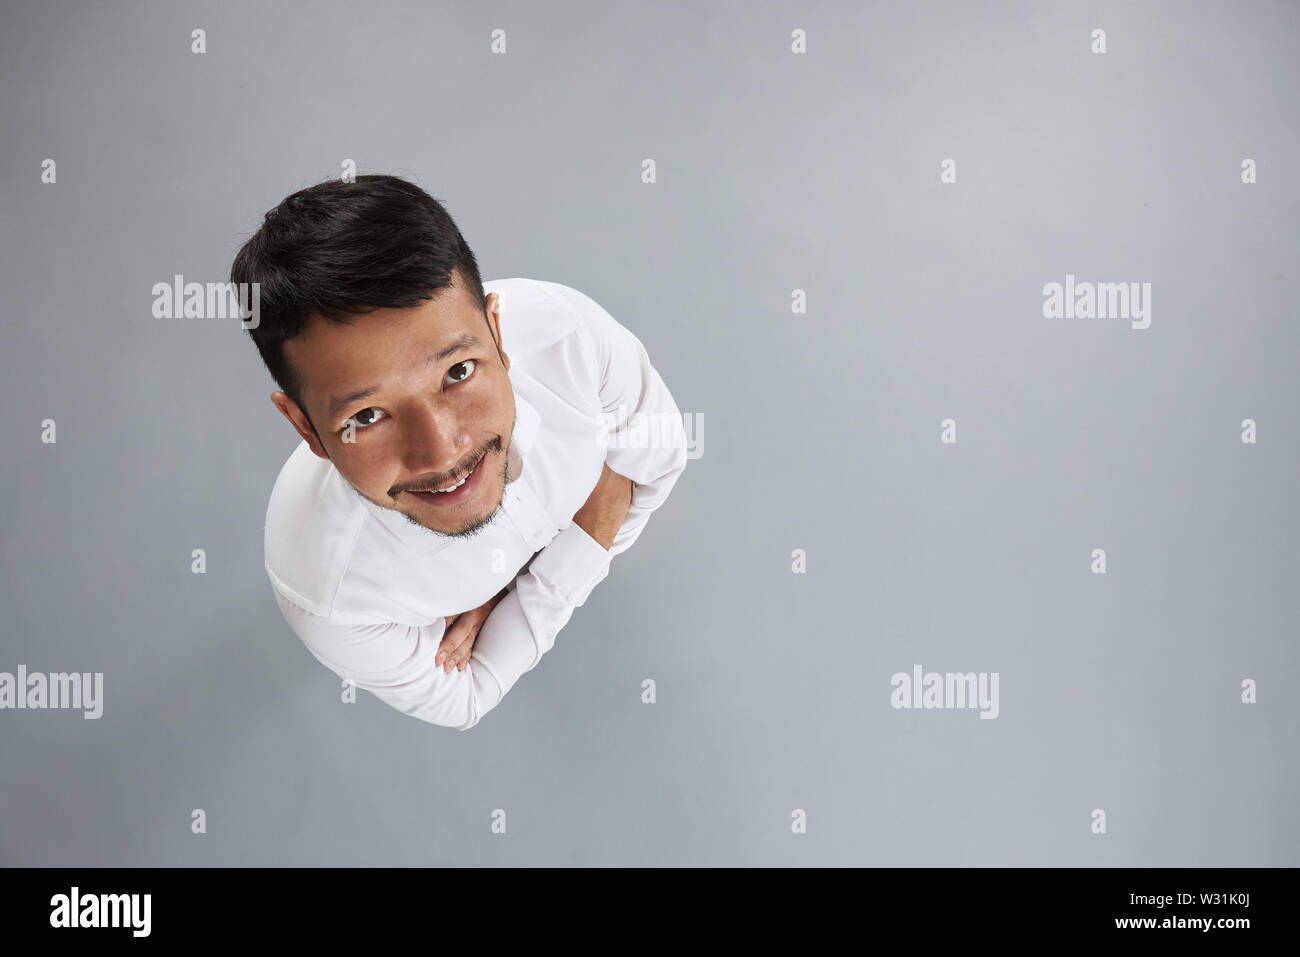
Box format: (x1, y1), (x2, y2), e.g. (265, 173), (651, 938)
(231, 174), (688, 730)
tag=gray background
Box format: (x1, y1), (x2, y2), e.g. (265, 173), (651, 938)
(1, 0), (1296, 866)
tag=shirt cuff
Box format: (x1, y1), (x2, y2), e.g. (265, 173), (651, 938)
(528, 522), (613, 607)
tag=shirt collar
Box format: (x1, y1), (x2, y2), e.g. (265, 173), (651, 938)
(508, 383), (541, 463)
(355, 385), (540, 552)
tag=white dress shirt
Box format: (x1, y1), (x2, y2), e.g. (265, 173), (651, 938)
(263, 278), (688, 730)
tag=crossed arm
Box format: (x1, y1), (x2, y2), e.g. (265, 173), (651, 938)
(277, 466), (637, 732)
(434, 463), (632, 674)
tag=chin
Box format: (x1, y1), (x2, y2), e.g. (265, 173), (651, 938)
(410, 483), (507, 540)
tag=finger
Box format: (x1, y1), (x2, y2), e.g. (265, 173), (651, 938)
(436, 618), (466, 665)
(443, 627), (478, 672)
(451, 628), (482, 672)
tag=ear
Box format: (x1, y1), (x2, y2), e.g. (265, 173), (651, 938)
(271, 392), (329, 459)
(485, 293), (510, 372)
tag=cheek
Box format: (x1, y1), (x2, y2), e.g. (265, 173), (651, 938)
(334, 440), (398, 491)
(456, 385), (512, 442)
(464, 383), (502, 418)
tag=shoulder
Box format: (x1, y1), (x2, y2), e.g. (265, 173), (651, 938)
(484, 277), (608, 360)
(263, 441), (367, 618)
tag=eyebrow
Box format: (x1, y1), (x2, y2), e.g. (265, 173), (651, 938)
(325, 332), (481, 422)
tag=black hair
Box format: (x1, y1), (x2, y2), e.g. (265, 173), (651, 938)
(230, 174), (490, 431)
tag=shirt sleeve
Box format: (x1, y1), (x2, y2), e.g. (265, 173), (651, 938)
(542, 281), (690, 558)
(269, 520), (612, 732)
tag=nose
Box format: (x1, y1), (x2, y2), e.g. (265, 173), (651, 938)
(401, 403), (472, 479)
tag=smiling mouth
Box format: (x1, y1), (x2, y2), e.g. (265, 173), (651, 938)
(409, 454), (484, 494)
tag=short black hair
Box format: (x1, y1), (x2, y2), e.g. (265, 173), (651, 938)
(230, 174), (489, 428)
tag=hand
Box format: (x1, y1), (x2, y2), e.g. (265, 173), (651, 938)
(436, 585), (509, 673)
(572, 463), (634, 550)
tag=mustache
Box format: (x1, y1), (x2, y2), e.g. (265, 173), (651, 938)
(392, 437), (501, 496)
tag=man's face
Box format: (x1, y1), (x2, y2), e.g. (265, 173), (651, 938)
(271, 278), (515, 539)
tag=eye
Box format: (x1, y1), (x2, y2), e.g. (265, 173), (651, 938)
(343, 407), (386, 432)
(445, 359), (476, 385)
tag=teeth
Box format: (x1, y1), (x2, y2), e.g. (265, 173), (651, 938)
(426, 463), (475, 493)
(431, 474), (468, 493)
